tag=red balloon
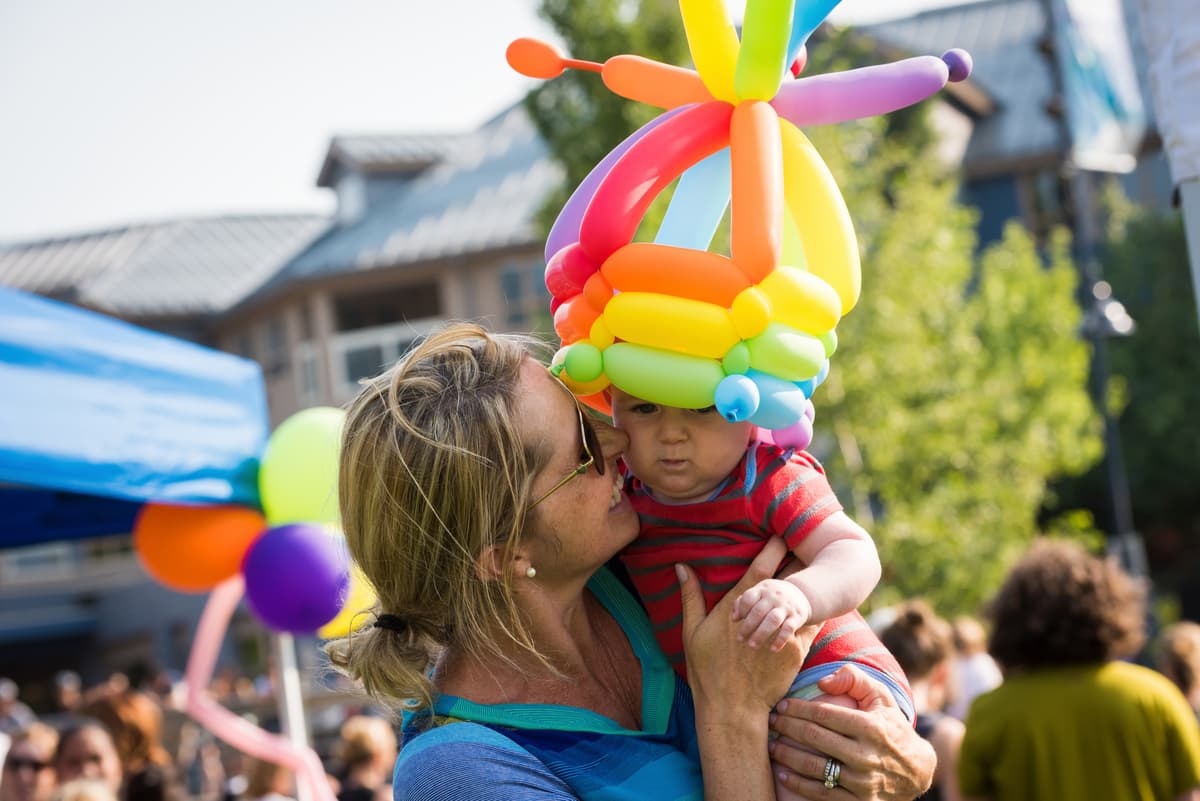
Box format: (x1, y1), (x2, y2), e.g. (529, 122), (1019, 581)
(134, 503), (266, 593)
(578, 101), (733, 265)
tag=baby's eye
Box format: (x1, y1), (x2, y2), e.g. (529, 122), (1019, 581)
(690, 405), (718, 415)
(631, 402), (658, 415)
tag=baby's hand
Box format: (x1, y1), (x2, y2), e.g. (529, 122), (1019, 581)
(732, 579), (813, 651)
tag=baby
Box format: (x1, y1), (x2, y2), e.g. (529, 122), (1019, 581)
(611, 388), (909, 709)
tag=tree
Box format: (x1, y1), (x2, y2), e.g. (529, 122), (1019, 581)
(525, 4), (1102, 614)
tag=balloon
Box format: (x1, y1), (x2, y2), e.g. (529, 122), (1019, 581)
(779, 120), (861, 313)
(579, 101), (733, 265)
(655, 147), (731, 250)
(744, 370), (811, 430)
(544, 106), (690, 263)
(601, 244), (749, 306)
(745, 323), (826, 381)
(730, 101), (784, 284)
(134, 503), (265, 593)
(185, 577), (335, 801)
(678, 0), (740, 102)
(602, 55), (712, 109)
(317, 566), (377, 639)
(785, 0), (843, 66)
(242, 523), (349, 634)
(506, 37), (568, 79)
(770, 414), (814, 450)
(258, 406), (345, 526)
(715, 374), (761, 422)
(602, 343), (725, 410)
(757, 266), (843, 334)
(604, 292), (739, 359)
(542, 106), (691, 261)
(735, 0), (795, 101)
(771, 56), (951, 128)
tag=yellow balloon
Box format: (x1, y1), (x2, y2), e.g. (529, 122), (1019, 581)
(318, 566), (377, 639)
(758, 266), (843, 334)
(679, 0), (740, 102)
(604, 292), (739, 359)
(779, 120), (862, 313)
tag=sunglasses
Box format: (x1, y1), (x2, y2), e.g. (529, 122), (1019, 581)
(529, 377), (605, 509)
(4, 757), (50, 773)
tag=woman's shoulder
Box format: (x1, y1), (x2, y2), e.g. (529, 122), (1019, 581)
(395, 721), (574, 800)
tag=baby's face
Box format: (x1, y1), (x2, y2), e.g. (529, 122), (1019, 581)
(610, 388), (754, 504)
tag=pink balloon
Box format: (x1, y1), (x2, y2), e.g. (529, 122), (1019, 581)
(185, 577), (335, 801)
(771, 56), (951, 128)
(544, 105), (691, 263)
(578, 101), (733, 265)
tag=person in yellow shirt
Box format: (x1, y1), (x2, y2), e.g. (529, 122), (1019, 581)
(959, 539), (1200, 801)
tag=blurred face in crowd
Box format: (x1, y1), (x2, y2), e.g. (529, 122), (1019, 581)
(54, 726), (122, 794)
(2, 739), (58, 801)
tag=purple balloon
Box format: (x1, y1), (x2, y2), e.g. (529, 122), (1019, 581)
(942, 49), (973, 83)
(770, 55), (951, 128)
(544, 104), (692, 263)
(242, 523), (349, 634)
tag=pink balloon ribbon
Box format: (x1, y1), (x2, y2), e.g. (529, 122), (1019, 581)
(770, 55), (950, 127)
(185, 577), (335, 801)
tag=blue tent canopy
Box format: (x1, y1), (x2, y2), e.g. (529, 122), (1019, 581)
(0, 285), (270, 547)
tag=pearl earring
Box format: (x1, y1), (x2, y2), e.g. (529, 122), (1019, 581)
(525, 566), (537, 579)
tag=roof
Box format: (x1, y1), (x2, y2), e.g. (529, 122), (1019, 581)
(266, 103), (561, 289)
(316, 132), (471, 187)
(0, 215), (329, 317)
(862, 0), (1065, 170)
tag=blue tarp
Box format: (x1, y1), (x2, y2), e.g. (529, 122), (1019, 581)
(0, 286), (270, 546)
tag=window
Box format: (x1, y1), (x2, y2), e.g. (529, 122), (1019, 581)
(335, 283), (440, 332)
(263, 318), (289, 376)
(328, 317), (445, 402)
(344, 344), (386, 387)
(500, 260), (552, 332)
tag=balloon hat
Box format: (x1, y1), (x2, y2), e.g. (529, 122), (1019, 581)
(509, 0), (971, 441)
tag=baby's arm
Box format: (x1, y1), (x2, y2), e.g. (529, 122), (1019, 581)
(734, 512), (880, 650)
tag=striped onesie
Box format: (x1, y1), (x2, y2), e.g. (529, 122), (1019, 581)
(620, 441), (912, 712)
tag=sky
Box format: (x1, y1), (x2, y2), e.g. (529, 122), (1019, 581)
(0, 0), (982, 244)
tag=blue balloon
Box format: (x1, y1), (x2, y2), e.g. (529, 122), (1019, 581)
(655, 148), (731, 250)
(715, 374), (760, 422)
(786, 0), (844, 68)
(745, 370), (810, 430)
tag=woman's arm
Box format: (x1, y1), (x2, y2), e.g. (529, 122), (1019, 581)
(768, 665), (936, 801)
(679, 537), (810, 801)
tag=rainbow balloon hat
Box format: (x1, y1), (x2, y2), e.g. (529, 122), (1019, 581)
(508, 0), (971, 447)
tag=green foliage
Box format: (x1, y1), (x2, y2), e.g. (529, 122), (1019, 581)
(1101, 213), (1200, 538)
(525, 5), (1102, 614)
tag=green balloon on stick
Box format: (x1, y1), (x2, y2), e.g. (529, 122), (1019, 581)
(259, 406), (346, 526)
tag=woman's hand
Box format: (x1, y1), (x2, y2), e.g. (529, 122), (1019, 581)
(768, 665), (936, 801)
(679, 537), (816, 800)
(679, 537), (812, 711)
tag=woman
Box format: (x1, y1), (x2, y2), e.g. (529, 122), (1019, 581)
(1158, 621), (1200, 718)
(54, 723), (122, 797)
(2, 723), (59, 801)
(880, 601), (964, 801)
(959, 539), (1200, 801)
(332, 716), (396, 801)
(326, 322), (935, 801)
(80, 690), (179, 801)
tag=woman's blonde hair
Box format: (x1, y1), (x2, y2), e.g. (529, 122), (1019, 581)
(333, 715), (397, 769)
(325, 322), (553, 712)
(1157, 620), (1200, 702)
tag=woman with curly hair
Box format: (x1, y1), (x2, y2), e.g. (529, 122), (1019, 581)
(959, 539), (1200, 801)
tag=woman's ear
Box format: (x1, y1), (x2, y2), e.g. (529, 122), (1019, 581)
(474, 545), (532, 582)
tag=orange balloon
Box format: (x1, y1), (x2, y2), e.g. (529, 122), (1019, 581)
(134, 503), (266, 593)
(601, 243), (750, 306)
(730, 100), (783, 284)
(553, 294), (601, 345)
(506, 38), (566, 80)
(601, 55), (712, 109)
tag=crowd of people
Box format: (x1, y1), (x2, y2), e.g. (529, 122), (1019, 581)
(0, 679), (398, 801)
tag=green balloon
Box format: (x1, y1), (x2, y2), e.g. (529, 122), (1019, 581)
(259, 406), (346, 526)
